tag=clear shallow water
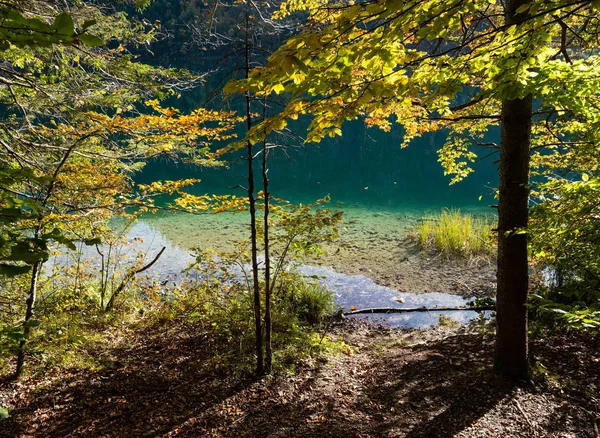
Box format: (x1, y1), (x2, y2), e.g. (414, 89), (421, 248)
(50, 222), (491, 329)
(297, 264), (491, 328)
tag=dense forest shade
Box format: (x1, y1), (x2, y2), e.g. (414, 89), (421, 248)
(138, 115), (499, 210)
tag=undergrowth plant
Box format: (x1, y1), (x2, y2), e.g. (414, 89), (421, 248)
(0, 227), (166, 375)
(0, 200), (347, 377)
(160, 253), (348, 374)
(414, 209), (497, 262)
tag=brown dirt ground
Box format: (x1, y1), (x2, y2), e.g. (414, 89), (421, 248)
(1, 320), (598, 438)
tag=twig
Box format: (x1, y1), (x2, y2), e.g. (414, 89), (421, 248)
(514, 398), (535, 431)
(455, 279), (473, 292)
(344, 305), (495, 315)
(104, 246), (166, 311)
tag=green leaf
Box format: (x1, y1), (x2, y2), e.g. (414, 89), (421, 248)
(23, 319), (40, 329)
(0, 407), (9, 419)
(43, 228), (76, 250)
(52, 12), (75, 36)
(84, 237), (102, 245)
(77, 33), (105, 47)
(81, 19), (97, 31)
(5, 328), (25, 342)
(0, 264), (31, 277)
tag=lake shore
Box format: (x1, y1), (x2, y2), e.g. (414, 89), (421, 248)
(144, 205), (497, 297)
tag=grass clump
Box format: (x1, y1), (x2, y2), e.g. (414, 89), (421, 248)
(414, 208), (496, 260)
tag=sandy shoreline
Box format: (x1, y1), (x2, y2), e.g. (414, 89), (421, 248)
(144, 206), (497, 297)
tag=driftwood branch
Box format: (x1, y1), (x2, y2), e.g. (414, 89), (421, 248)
(344, 305), (495, 315)
(104, 246), (166, 311)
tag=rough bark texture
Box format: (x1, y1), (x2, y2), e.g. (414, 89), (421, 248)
(496, 0), (533, 378)
(496, 95), (532, 379)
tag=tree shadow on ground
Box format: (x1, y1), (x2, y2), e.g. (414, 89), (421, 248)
(1, 325), (596, 437)
(221, 331), (515, 437)
(0, 322), (258, 437)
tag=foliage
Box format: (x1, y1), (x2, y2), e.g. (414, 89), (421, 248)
(169, 194), (344, 372)
(0, 237), (155, 369)
(529, 174), (600, 329)
(225, 0), (600, 279)
(438, 314), (461, 328)
(0, 0), (242, 270)
(414, 209), (496, 261)
(0, 247), (346, 376)
(529, 291), (600, 332)
(0, 0), (244, 377)
(221, 0), (600, 375)
(0, 3), (103, 49)
(174, 257), (345, 373)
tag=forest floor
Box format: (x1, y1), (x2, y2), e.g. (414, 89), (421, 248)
(1, 319), (598, 437)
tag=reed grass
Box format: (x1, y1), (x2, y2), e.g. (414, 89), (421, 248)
(414, 209), (497, 260)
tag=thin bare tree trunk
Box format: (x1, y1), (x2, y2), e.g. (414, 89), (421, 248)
(262, 135), (272, 372)
(15, 259), (41, 379)
(245, 10), (263, 375)
(14, 140), (80, 378)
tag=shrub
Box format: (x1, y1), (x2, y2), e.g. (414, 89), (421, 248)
(172, 261), (343, 373)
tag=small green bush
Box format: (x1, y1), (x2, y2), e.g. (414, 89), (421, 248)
(279, 274), (335, 326)
(414, 208), (496, 260)
(171, 264), (344, 373)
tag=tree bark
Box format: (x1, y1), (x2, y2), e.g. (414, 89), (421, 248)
(496, 95), (531, 380)
(245, 10), (263, 375)
(496, 0), (533, 379)
(262, 136), (272, 373)
(15, 260), (41, 379)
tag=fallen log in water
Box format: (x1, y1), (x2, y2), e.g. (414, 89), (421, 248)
(344, 305), (496, 316)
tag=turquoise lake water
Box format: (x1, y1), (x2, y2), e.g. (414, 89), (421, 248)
(138, 119), (499, 213)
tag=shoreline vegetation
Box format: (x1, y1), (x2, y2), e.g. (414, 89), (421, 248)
(144, 206), (498, 296)
(413, 208), (497, 262)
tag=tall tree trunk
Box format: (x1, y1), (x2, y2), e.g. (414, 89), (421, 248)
(15, 259), (42, 379)
(262, 136), (272, 372)
(495, 0), (533, 380)
(245, 10), (263, 375)
(496, 96), (532, 380)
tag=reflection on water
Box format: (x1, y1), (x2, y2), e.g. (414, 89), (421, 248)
(50, 221), (490, 329)
(297, 265), (491, 328)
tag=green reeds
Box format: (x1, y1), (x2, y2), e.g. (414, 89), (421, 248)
(414, 209), (497, 260)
